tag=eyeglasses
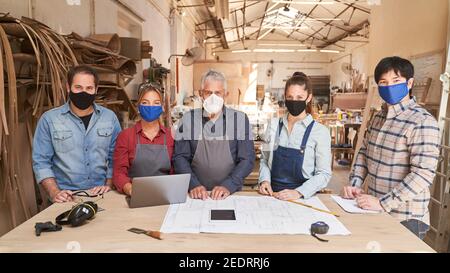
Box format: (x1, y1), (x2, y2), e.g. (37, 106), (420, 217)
(72, 190), (103, 198)
(201, 90), (225, 97)
(71, 190), (104, 204)
(69, 191), (106, 212)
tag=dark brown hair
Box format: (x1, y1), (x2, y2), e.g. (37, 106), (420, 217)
(284, 72), (313, 114)
(375, 56), (414, 95)
(67, 65), (99, 88)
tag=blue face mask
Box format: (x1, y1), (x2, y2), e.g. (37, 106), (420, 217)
(378, 81), (410, 105)
(139, 105), (163, 122)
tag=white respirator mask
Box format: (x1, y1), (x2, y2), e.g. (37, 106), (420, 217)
(203, 94), (224, 114)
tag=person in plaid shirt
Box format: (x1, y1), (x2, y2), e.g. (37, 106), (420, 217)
(341, 56), (440, 239)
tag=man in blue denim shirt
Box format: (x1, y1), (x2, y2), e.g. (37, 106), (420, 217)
(32, 65), (121, 203)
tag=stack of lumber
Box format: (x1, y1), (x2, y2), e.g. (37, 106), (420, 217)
(0, 14), (149, 229)
(0, 15), (79, 227)
(350, 70), (366, 93)
(140, 40), (152, 59)
(330, 70), (368, 111)
(331, 92), (368, 111)
(66, 32), (139, 118)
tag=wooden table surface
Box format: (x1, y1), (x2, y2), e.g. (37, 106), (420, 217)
(0, 191), (435, 253)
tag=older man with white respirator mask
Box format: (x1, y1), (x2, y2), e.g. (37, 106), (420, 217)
(173, 70), (256, 200)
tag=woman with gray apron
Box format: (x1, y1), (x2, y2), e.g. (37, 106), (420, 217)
(113, 84), (174, 196)
(258, 72), (332, 201)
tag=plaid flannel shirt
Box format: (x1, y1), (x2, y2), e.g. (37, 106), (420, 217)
(349, 97), (440, 223)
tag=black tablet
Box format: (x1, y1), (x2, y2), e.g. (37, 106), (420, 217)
(210, 210), (236, 221)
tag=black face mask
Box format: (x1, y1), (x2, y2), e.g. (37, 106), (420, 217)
(69, 90), (96, 110)
(285, 100), (307, 117)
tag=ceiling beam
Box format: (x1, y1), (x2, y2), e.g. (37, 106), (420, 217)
(234, 9), (242, 47)
(242, 0), (247, 48)
(215, 13), (267, 35)
(334, 0), (370, 14)
(204, 0), (229, 49)
(230, 0), (261, 13)
(325, 25), (332, 39)
(300, 3), (352, 43)
(191, 0), (371, 50)
(256, 2), (270, 39)
(221, 28), (265, 44)
(317, 19), (369, 48)
(346, 6), (356, 25)
(292, 30), (345, 49)
(303, 13), (353, 33)
(287, 0), (322, 38)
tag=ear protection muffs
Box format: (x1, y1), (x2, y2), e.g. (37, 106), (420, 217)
(56, 201), (98, 227)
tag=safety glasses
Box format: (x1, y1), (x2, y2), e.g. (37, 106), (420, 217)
(72, 190), (104, 198)
(138, 82), (162, 96)
(71, 190), (105, 204)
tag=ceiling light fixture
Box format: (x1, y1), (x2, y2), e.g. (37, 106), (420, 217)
(319, 49), (341, 53)
(272, 1), (335, 4)
(259, 43), (307, 47)
(303, 18), (344, 21)
(66, 0), (81, 5)
(254, 49), (296, 53)
(231, 50), (252, 53)
(257, 28), (274, 40)
(262, 26), (309, 30)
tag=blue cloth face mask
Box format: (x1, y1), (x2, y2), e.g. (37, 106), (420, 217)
(139, 105), (163, 122)
(378, 81), (410, 105)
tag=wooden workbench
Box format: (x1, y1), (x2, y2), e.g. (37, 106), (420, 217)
(0, 191), (435, 253)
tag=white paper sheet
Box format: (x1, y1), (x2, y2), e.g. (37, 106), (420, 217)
(331, 195), (381, 214)
(160, 195), (351, 235)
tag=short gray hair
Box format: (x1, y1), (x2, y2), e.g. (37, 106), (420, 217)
(200, 69), (227, 91)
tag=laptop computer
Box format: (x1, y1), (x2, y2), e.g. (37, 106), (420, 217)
(126, 174), (191, 208)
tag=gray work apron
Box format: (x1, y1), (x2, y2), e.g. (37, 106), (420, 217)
(191, 120), (235, 191)
(128, 127), (171, 178)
